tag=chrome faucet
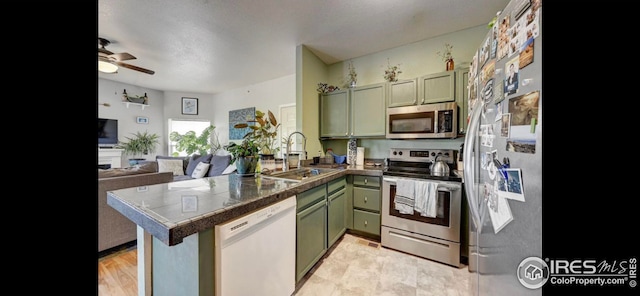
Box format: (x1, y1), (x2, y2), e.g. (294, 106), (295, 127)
(283, 131), (307, 171)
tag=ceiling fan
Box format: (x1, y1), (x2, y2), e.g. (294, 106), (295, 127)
(98, 37), (155, 75)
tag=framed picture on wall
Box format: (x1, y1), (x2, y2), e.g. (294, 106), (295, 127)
(136, 116), (149, 124)
(182, 97), (198, 115)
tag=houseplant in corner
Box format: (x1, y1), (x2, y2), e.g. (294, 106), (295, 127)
(225, 138), (259, 175)
(116, 131), (160, 166)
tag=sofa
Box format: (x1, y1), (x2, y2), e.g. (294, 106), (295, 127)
(98, 162), (173, 254)
(143, 153), (234, 182)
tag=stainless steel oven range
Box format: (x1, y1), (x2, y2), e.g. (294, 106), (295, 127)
(381, 148), (463, 267)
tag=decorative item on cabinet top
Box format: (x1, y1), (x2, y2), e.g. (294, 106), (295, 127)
(436, 43), (455, 71)
(383, 58), (402, 82)
(346, 61), (357, 88)
(317, 83), (341, 93)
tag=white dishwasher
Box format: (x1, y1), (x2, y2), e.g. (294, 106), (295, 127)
(214, 195), (296, 296)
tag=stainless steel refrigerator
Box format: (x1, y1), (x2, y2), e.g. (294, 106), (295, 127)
(464, 0), (542, 295)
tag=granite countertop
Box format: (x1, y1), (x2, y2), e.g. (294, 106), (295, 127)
(107, 165), (383, 247)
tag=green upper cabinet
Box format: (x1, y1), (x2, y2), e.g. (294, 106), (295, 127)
(320, 89), (349, 138)
(455, 68), (470, 135)
(388, 78), (418, 107)
(419, 70), (456, 104)
(320, 83), (386, 138)
(350, 82), (386, 137)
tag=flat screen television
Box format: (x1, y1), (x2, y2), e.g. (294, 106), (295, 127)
(98, 118), (118, 147)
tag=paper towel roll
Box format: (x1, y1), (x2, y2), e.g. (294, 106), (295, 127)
(356, 147), (365, 166)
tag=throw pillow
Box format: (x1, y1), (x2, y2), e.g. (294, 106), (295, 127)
(207, 155), (232, 177)
(156, 156), (188, 173)
(157, 159), (185, 176)
(186, 154), (213, 176)
(191, 162), (211, 179)
(221, 163), (237, 175)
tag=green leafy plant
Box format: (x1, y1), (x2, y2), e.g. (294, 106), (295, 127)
(225, 138), (259, 165)
(233, 109), (280, 155)
(117, 131), (160, 158)
(169, 125), (219, 156)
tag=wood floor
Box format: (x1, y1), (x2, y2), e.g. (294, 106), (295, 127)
(98, 246), (138, 296)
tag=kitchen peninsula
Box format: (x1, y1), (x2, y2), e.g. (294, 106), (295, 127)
(107, 166), (383, 296)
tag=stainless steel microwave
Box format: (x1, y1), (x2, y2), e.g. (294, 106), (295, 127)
(386, 102), (458, 139)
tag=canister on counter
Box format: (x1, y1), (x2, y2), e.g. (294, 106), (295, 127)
(356, 147), (365, 166)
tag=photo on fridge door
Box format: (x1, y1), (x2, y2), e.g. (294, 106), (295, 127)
(497, 15), (510, 60)
(495, 168), (525, 202)
(504, 56), (519, 95)
(501, 113), (511, 137)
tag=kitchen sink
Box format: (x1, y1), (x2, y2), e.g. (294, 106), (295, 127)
(261, 167), (340, 182)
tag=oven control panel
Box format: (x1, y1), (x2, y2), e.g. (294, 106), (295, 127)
(388, 148), (456, 163)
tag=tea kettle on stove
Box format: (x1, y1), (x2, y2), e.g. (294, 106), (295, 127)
(430, 154), (450, 176)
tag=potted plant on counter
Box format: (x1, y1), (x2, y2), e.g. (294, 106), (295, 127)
(116, 131), (160, 166)
(225, 138), (259, 176)
(233, 109), (280, 171)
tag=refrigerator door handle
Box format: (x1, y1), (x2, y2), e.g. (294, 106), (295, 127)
(463, 98), (483, 229)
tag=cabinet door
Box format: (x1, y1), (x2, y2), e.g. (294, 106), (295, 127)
(455, 68), (469, 134)
(350, 83), (386, 137)
(388, 78), (418, 107)
(296, 200), (327, 282)
(320, 89), (349, 138)
(327, 188), (346, 248)
(419, 71), (455, 104)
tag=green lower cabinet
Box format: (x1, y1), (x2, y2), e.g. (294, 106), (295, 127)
(350, 175), (382, 237)
(296, 199), (327, 282)
(327, 188), (346, 247)
(353, 209), (381, 236)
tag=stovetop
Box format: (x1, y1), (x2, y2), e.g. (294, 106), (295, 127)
(382, 148), (462, 182)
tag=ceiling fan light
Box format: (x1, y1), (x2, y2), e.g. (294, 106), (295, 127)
(98, 59), (118, 73)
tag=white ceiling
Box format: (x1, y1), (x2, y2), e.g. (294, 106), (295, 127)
(98, 0), (509, 95)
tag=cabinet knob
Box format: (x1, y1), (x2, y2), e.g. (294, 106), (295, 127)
(364, 178), (368, 184)
(364, 196), (368, 202)
(364, 220), (368, 226)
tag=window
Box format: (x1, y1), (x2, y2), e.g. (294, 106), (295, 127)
(168, 119), (211, 156)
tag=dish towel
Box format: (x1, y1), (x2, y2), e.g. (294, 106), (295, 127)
(394, 179), (415, 215)
(414, 180), (438, 218)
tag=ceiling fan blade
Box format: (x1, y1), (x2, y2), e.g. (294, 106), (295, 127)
(98, 47), (114, 56)
(110, 52), (137, 61)
(114, 61), (155, 75)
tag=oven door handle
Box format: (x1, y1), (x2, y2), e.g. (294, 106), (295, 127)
(384, 177), (460, 191)
(437, 184), (461, 192)
(382, 177), (398, 183)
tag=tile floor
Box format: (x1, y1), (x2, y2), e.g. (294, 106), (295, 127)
(293, 233), (472, 296)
